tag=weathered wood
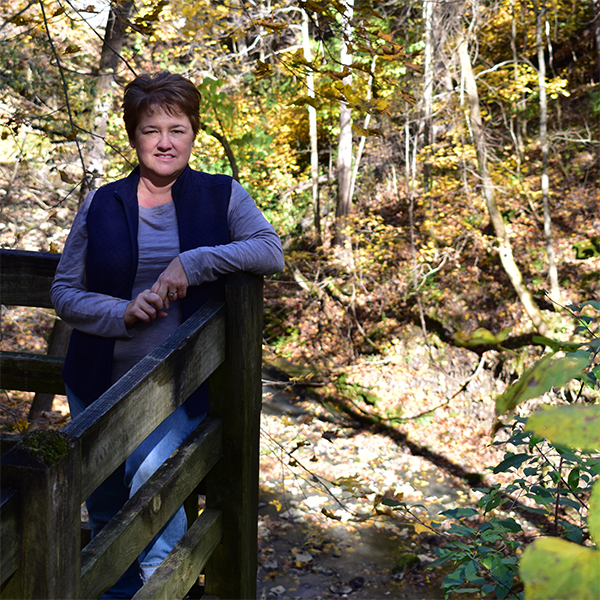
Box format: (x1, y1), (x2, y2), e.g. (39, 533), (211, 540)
(133, 509), (222, 600)
(29, 319), (72, 419)
(0, 249), (60, 308)
(205, 273), (263, 600)
(63, 299), (226, 501)
(0, 352), (65, 394)
(0, 430), (81, 599)
(80, 418), (223, 600)
(0, 488), (19, 586)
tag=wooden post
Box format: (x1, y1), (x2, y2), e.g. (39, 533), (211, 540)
(204, 273), (263, 600)
(0, 489), (19, 586)
(0, 430), (81, 599)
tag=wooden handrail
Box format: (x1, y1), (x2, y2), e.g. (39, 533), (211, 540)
(80, 418), (223, 598)
(63, 298), (226, 501)
(0, 352), (65, 394)
(0, 248), (60, 308)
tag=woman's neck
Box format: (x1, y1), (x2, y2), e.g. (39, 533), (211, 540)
(137, 176), (174, 208)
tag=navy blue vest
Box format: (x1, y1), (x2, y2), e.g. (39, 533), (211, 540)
(62, 166), (232, 415)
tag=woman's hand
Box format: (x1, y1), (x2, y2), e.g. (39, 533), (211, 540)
(124, 290), (167, 326)
(150, 256), (189, 309)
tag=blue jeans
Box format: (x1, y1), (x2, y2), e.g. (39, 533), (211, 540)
(67, 386), (205, 598)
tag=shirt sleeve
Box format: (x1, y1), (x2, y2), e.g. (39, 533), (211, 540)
(50, 191), (132, 339)
(178, 180), (285, 286)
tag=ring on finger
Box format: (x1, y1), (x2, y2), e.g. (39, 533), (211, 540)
(169, 291), (176, 298)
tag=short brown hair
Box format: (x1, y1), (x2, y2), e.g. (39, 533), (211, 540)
(122, 72), (201, 139)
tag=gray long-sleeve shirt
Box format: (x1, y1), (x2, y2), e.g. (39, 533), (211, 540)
(51, 179), (284, 384)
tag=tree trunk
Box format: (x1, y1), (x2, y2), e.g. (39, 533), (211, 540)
(593, 0), (600, 169)
(335, 0), (354, 247)
(35, 1), (135, 422)
(458, 34), (548, 335)
(534, 1), (561, 303)
(422, 0), (434, 193)
(199, 125), (239, 181)
(302, 10), (321, 243)
(509, 0), (523, 176)
(594, 0), (600, 81)
(348, 57), (377, 209)
(80, 0), (135, 197)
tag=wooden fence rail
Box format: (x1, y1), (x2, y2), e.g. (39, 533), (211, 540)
(0, 249), (263, 599)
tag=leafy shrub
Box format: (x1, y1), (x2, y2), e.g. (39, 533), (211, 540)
(427, 301), (600, 599)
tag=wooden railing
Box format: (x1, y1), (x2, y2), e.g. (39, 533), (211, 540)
(0, 249), (263, 599)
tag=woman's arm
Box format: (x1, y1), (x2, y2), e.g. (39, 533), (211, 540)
(50, 193), (139, 338)
(178, 180), (285, 286)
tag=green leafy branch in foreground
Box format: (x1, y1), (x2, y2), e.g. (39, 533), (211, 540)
(495, 300), (600, 599)
(379, 497), (525, 599)
(427, 508), (523, 599)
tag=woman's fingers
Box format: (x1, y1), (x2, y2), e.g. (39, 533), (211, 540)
(125, 257), (189, 325)
(124, 290), (168, 326)
(151, 257), (189, 308)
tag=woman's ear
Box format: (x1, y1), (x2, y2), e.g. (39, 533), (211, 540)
(129, 138), (136, 149)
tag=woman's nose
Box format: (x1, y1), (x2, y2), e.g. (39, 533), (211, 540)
(157, 132), (171, 148)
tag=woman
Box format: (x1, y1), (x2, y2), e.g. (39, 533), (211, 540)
(51, 71), (284, 597)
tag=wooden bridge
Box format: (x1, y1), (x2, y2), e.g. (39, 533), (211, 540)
(0, 248), (264, 599)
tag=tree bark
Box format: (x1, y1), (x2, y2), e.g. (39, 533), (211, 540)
(458, 34), (548, 335)
(302, 10), (321, 243)
(422, 0), (434, 193)
(594, 0), (600, 81)
(348, 56), (377, 211)
(533, 1), (561, 303)
(593, 0), (600, 169)
(199, 124), (239, 182)
(335, 0), (354, 246)
(509, 0), (523, 176)
(80, 0), (135, 197)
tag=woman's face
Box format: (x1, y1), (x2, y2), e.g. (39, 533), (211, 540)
(131, 105), (195, 185)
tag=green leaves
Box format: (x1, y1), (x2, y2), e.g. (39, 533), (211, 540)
(520, 514), (600, 599)
(429, 510), (522, 599)
(495, 352), (589, 416)
(518, 385), (600, 600)
(454, 326), (512, 348)
(492, 452), (531, 474)
(526, 405), (600, 453)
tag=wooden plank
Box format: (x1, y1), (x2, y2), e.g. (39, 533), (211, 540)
(0, 488), (19, 586)
(205, 273), (263, 600)
(132, 509), (222, 600)
(0, 249), (60, 308)
(0, 352), (65, 394)
(0, 430), (81, 599)
(80, 418), (223, 600)
(63, 299), (226, 501)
